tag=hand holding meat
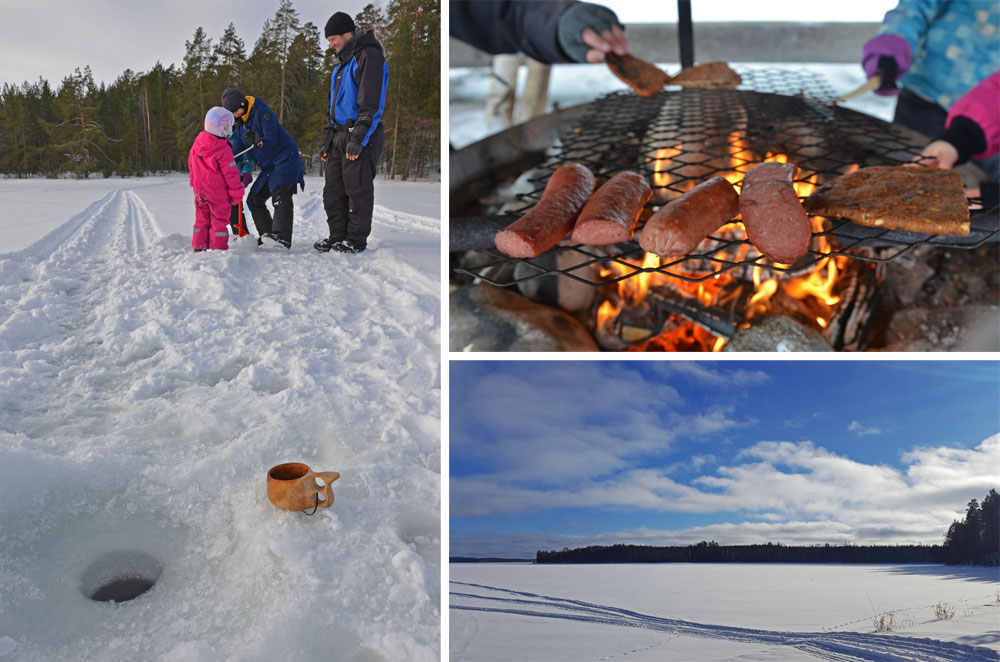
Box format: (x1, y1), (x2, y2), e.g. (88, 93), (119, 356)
(557, 2), (630, 63)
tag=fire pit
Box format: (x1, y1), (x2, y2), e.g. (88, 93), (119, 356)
(450, 72), (999, 351)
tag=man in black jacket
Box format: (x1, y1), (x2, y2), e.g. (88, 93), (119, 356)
(450, 0), (630, 64)
(315, 12), (389, 255)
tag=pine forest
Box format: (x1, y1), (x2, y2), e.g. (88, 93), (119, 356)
(0, 0), (439, 180)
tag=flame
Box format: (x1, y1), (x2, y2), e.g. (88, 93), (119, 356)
(632, 252), (659, 302)
(653, 145), (682, 189)
(596, 300), (617, 331)
(595, 132), (860, 350)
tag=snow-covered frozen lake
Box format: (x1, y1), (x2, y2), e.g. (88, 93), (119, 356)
(451, 563), (1000, 662)
(0, 176), (441, 661)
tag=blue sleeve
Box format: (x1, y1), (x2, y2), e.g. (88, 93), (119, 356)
(875, 0), (949, 50)
(234, 152), (253, 174)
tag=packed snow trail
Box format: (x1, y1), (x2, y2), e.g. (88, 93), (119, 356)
(451, 582), (1000, 662)
(0, 179), (440, 662)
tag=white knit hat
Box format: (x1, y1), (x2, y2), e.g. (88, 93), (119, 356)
(205, 106), (235, 138)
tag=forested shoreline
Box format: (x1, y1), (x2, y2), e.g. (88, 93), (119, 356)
(536, 489), (999, 566)
(0, 0), (439, 180)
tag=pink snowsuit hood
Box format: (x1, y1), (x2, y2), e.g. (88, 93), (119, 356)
(188, 130), (244, 205)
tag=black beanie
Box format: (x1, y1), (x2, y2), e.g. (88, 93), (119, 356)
(325, 12), (356, 37)
(221, 88), (247, 114)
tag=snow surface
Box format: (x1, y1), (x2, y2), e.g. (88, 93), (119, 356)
(0, 175), (441, 661)
(451, 563), (1000, 662)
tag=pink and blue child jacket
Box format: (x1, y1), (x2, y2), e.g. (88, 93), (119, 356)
(188, 130), (244, 206)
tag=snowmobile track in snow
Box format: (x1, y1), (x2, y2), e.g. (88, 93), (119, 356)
(451, 582), (1000, 662)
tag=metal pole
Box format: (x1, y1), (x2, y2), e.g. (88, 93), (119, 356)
(678, 0), (694, 68)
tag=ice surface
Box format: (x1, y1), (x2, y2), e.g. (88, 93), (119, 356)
(451, 563), (1000, 661)
(0, 176), (441, 661)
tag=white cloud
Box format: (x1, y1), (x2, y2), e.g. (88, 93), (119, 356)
(665, 362), (772, 386)
(453, 434), (1000, 552)
(848, 420), (882, 436)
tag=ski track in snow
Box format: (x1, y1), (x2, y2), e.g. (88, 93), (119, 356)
(450, 582), (1000, 662)
(0, 180), (441, 662)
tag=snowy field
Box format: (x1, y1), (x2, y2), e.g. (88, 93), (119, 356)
(451, 563), (1000, 662)
(0, 176), (441, 661)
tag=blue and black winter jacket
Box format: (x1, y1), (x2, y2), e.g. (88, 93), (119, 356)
(329, 30), (388, 147)
(230, 96), (305, 195)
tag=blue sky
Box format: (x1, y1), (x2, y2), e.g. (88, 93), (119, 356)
(450, 360), (1000, 558)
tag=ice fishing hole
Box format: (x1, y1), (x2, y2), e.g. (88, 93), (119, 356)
(81, 550), (163, 603)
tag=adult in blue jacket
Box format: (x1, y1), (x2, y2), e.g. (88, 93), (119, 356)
(222, 88), (305, 249)
(314, 12), (388, 254)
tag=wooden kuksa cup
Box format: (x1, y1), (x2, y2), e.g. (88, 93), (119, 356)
(267, 463), (340, 512)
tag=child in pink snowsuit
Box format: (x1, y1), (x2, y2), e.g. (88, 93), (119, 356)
(189, 107), (244, 251)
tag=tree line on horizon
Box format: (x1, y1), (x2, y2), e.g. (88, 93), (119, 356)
(943, 489), (999, 565)
(536, 489), (1000, 566)
(0, 0), (439, 180)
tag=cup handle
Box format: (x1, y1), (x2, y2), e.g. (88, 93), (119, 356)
(308, 471), (340, 508)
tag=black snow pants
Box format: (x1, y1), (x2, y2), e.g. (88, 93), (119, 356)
(247, 181), (296, 245)
(322, 123), (385, 248)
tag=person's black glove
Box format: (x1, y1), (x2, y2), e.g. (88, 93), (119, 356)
(346, 139), (363, 158)
(245, 130), (263, 149)
(556, 2), (622, 63)
(875, 55), (899, 93)
(320, 124), (336, 160)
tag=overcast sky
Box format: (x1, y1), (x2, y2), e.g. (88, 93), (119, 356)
(1, 0), (899, 87)
(451, 361), (1000, 558)
(0, 0), (372, 87)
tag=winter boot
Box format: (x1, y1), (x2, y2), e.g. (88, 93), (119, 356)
(260, 233), (291, 250)
(332, 238), (366, 254)
(313, 236), (343, 252)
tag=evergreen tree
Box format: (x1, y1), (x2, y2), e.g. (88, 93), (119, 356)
(271, 0), (303, 124)
(355, 3), (390, 42)
(383, 0), (439, 180)
(214, 23), (247, 88)
(44, 67), (115, 178)
(175, 28), (217, 157)
(982, 489), (1000, 565)
(284, 22), (326, 160)
(245, 19), (280, 104)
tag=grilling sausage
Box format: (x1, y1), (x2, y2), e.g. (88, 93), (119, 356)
(739, 162), (811, 263)
(494, 163), (595, 258)
(639, 177), (739, 257)
(570, 171), (652, 245)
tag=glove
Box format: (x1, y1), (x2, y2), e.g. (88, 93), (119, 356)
(346, 139), (363, 158)
(862, 34), (912, 96)
(556, 2), (623, 64)
(320, 124), (336, 161)
(245, 130), (263, 149)
(240, 172), (253, 187)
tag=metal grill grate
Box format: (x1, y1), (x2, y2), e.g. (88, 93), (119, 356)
(454, 84), (999, 288)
